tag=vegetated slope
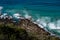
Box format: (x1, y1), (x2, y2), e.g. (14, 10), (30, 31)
(0, 18), (60, 40)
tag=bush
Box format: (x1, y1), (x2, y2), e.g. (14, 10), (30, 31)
(0, 25), (29, 40)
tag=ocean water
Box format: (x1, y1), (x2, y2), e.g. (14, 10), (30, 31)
(0, 0), (60, 37)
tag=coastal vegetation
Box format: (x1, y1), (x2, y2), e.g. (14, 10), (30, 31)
(0, 19), (60, 40)
(0, 22), (38, 40)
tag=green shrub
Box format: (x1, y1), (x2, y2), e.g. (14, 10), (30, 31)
(0, 24), (38, 40)
(0, 25), (28, 40)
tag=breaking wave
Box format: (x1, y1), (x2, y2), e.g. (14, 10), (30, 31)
(0, 6), (60, 37)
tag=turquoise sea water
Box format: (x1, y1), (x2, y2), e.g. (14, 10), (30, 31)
(0, 0), (60, 37)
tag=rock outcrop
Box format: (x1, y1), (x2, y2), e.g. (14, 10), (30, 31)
(0, 17), (60, 40)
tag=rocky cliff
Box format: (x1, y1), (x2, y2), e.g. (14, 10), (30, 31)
(0, 17), (60, 40)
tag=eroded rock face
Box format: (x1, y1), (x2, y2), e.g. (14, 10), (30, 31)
(17, 19), (60, 40)
(19, 19), (50, 35)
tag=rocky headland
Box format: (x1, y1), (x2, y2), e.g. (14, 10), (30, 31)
(0, 14), (60, 40)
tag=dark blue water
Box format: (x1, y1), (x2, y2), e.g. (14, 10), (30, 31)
(0, 0), (60, 16)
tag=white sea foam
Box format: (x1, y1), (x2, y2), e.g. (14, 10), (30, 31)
(47, 19), (60, 30)
(24, 14), (32, 20)
(3, 13), (8, 16)
(37, 19), (47, 27)
(23, 10), (32, 20)
(0, 15), (4, 19)
(13, 13), (25, 19)
(0, 6), (3, 10)
(0, 13), (8, 19)
(56, 20), (60, 29)
(36, 17), (60, 30)
(13, 13), (21, 19)
(36, 17), (51, 28)
(48, 22), (57, 29)
(8, 16), (13, 19)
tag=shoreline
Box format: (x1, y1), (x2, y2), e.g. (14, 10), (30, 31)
(0, 6), (60, 39)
